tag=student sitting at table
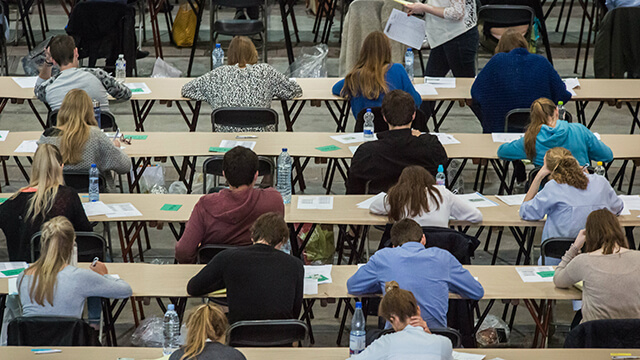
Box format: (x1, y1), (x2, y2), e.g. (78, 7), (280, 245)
(554, 209), (640, 324)
(332, 31), (421, 120)
(520, 147), (623, 264)
(181, 36), (302, 132)
(169, 303), (246, 360)
(370, 165), (482, 227)
(17, 216), (132, 317)
(0, 144), (92, 261)
(186, 212), (304, 324)
(498, 98), (613, 168)
(346, 90), (447, 194)
(471, 29), (571, 134)
(35, 35), (131, 112)
(347, 219), (484, 330)
(174, 147), (283, 264)
(350, 281), (454, 360)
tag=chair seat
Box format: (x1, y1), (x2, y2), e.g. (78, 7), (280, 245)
(214, 20), (264, 36)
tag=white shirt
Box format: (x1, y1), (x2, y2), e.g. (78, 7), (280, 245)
(424, 0), (477, 48)
(348, 325), (454, 360)
(369, 185), (483, 227)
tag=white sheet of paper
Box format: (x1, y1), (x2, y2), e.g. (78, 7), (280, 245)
(491, 133), (524, 143)
(620, 208), (631, 215)
(8, 277), (17, 295)
(219, 140), (256, 150)
(356, 192), (386, 209)
(12, 76), (38, 88)
(82, 201), (113, 217)
(452, 351), (486, 360)
(125, 82), (152, 95)
(0, 130), (9, 141)
(14, 140), (38, 153)
(0, 262), (29, 278)
(107, 274), (121, 280)
(303, 278), (318, 295)
(456, 192), (499, 208)
(414, 83), (439, 96)
(620, 195), (640, 210)
(516, 266), (554, 283)
(304, 265), (332, 284)
(357, 263), (366, 269)
(297, 196), (334, 210)
(383, 8), (426, 49)
(430, 132), (460, 145)
(425, 77), (456, 88)
(104, 203), (143, 218)
(496, 194), (526, 206)
(330, 133), (376, 144)
(593, 132), (601, 140)
(349, 145), (360, 155)
(564, 78), (580, 96)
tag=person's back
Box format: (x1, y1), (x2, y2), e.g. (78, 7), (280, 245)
(357, 326), (453, 360)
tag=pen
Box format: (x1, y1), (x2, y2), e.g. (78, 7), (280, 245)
(92, 257), (99, 267)
(113, 129), (120, 141)
(236, 135), (257, 139)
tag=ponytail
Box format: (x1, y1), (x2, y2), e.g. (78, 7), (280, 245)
(181, 303), (228, 360)
(378, 281), (419, 323)
(524, 98), (557, 161)
(545, 147), (588, 190)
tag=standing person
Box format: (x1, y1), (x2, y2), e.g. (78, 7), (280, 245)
(332, 31), (421, 119)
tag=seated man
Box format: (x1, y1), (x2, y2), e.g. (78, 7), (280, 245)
(175, 146), (284, 264)
(186, 212), (304, 324)
(346, 89), (448, 194)
(347, 219), (484, 329)
(35, 34), (132, 112)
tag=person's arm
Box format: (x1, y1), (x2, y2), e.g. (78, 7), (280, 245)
(553, 230), (585, 288)
(268, 66), (303, 100)
(332, 79), (345, 96)
(446, 254), (484, 300)
(447, 190), (482, 222)
(95, 131), (131, 174)
(181, 72), (214, 101)
(175, 200), (206, 264)
(395, 64), (422, 107)
(548, 62), (572, 104)
(346, 257), (381, 295)
(602, 180), (624, 215)
(368, 193), (389, 215)
(346, 148), (371, 195)
(78, 268), (132, 299)
(522, 165), (551, 203)
(405, 0), (464, 20)
(497, 138), (528, 161)
(186, 252), (228, 296)
(86, 68), (132, 100)
(582, 126), (613, 163)
(291, 260), (304, 318)
(421, 134), (448, 172)
(35, 47), (55, 104)
(67, 189), (93, 232)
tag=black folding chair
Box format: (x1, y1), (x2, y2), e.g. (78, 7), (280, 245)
(210, 0), (267, 63)
(8, 316), (100, 346)
(63, 169), (108, 193)
(504, 108), (531, 133)
(226, 319), (308, 347)
(48, 109), (118, 131)
(197, 243), (238, 264)
(477, 5), (535, 53)
(202, 155), (274, 194)
(540, 237), (574, 265)
(0, 0), (8, 76)
(211, 107), (278, 132)
(354, 107), (429, 133)
(565, 319), (640, 348)
(30, 231), (106, 263)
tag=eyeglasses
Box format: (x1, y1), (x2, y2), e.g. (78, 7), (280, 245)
(119, 134), (132, 145)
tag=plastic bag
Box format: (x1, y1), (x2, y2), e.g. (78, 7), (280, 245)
(133, 164), (166, 194)
(299, 224), (334, 264)
(475, 315), (510, 347)
(286, 44), (328, 78)
(21, 36), (60, 76)
(151, 57), (183, 78)
(131, 317), (164, 347)
(169, 181), (188, 194)
(172, 1), (197, 47)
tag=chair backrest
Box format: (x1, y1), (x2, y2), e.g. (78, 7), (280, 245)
(226, 319), (308, 347)
(564, 319), (640, 348)
(211, 107), (278, 132)
(213, 0), (264, 9)
(201, 155), (274, 194)
(478, 5), (535, 29)
(354, 107), (430, 133)
(422, 226), (481, 265)
(374, 327), (462, 348)
(30, 231), (106, 263)
(8, 316), (100, 346)
(197, 244), (238, 264)
(504, 108), (530, 133)
(48, 109), (118, 131)
(63, 169), (108, 193)
(540, 237), (574, 265)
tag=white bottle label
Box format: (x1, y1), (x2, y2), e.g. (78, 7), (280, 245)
(349, 334), (365, 354)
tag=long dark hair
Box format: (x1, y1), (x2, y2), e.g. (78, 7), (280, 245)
(386, 166), (442, 222)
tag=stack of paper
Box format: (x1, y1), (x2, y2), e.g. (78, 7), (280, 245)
(219, 140), (256, 150)
(620, 195), (640, 217)
(425, 77), (456, 88)
(496, 194), (526, 206)
(414, 83), (438, 96)
(356, 192), (386, 209)
(12, 76), (38, 88)
(491, 133), (524, 143)
(564, 77), (580, 96)
(304, 265), (333, 284)
(14, 140), (38, 153)
(456, 193), (498, 208)
(297, 196), (334, 210)
(330, 133), (376, 144)
(0, 262), (28, 278)
(0, 130), (9, 141)
(515, 266), (555, 282)
(125, 82), (152, 94)
(430, 132), (460, 145)
(383, 8), (426, 49)
(83, 202), (143, 218)
(452, 351), (486, 360)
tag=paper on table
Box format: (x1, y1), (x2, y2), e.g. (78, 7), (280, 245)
(356, 192), (386, 209)
(496, 194), (526, 206)
(106, 274), (121, 280)
(516, 266), (555, 282)
(414, 83), (439, 96)
(303, 278), (318, 295)
(0, 130), (9, 141)
(125, 82), (152, 94)
(425, 77), (456, 88)
(304, 265), (332, 284)
(384, 8), (426, 49)
(104, 203), (143, 218)
(330, 133), (377, 144)
(620, 195), (640, 210)
(564, 78), (580, 96)
(82, 201), (113, 217)
(593, 132), (601, 140)
(491, 133), (524, 143)
(456, 192), (499, 208)
(357, 263), (366, 269)
(12, 76), (38, 88)
(297, 196), (334, 210)
(452, 351), (486, 360)
(430, 132), (460, 145)
(0, 262), (28, 278)
(349, 145), (360, 155)
(14, 140), (38, 153)
(219, 140), (256, 150)
(8, 277), (17, 295)
(620, 208), (631, 215)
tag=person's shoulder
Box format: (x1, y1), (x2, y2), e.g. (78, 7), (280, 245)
(387, 63), (406, 75)
(206, 342), (247, 359)
(57, 185), (80, 196)
(42, 127), (61, 137)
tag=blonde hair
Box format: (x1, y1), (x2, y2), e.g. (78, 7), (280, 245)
(57, 89), (98, 165)
(181, 303), (228, 360)
(524, 98), (557, 161)
(13, 144), (65, 223)
(227, 36), (258, 67)
(21, 216), (76, 306)
(342, 31), (392, 100)
(545, 147), (588, 190)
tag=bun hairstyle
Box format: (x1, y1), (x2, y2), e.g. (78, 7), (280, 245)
(378, 281), (419, 322)
(524, 98), (557, 161)
(545, 147), (588, 190)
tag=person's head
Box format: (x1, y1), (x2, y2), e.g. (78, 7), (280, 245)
(494, 29), (529, 54)
(381, 90), (416, 128)
(544, 147), (588, 190)
(180, 303), (228, 360)
(57, 89), (98, 165)
(48, 35), (78, 67)
(22, 216), (76, 306)
(222, 146), (259, 188)
(227, 36), (259, 67)
(379, 281), (420, 331)
(386, 166), (442, 222)
(18, 144), (64, 222)
(342, 31), (392, 99)
(390, 218), (426, 247)
(524, 98), (559, 160)
(251, 212), (289, 248)
(584, 209), (628, 254)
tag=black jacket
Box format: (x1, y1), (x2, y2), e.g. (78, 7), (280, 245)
(594, 7), (640, 79)
(346, 128), (448, 194)
(565, 319), (640, 348)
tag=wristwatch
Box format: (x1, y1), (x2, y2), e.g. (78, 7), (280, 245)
(44, 61), (53, 66)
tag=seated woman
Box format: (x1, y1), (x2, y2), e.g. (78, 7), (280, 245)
(181, 36), (302, 132)
(17, 216), (132, 317)
(370, 165), (482, 227)
(498, 98), (613, 167)
(0, 144), (92, 261)
(333, 31), (421, 120)
(169, 303), (246, 360)
(38, 89), (131, 180)
(351, 281), (453, 360)
(471, 30), (571, 133)
(554, 209), (640, 323)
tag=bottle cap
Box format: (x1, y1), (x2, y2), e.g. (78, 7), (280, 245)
(91, 164), (97, 168)
(438, 164), (444, 172)
(355, 302), (362, 309)
(558, 101), (563, 106)
(168, 304), (175, 311)
(118, 54), (124, 58)
(407, 48), (412, 51)
(366, 108), (372, 112)
(282, 148), (288, 152)
(216, 43), (221, 48)
(597, 161), (603, 166)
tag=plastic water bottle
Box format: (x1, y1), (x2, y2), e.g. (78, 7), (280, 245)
(277, 148), (292, 204)
(92, 99), (101, 129)
(436, 164), (446, 186)
(212, 43), (224, 69)
(558, 101), (566, 120)
(448, 159), (464, 194)
(89, 164), (99, 202)
(115, 54), (126, 83)
(595, 161), (605, 176)
(363, 108), (374, 141)
(163, 304), (180, 355)
(349, 301), (366, 355)
(404, 48), (414, 79)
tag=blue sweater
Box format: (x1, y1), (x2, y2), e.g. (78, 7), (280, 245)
(497, 120), (613, 166)
(471, 48), (572, 133)
(332, 63), (422, 119)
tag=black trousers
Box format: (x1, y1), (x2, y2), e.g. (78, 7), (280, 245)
(425, 26), (479, 77)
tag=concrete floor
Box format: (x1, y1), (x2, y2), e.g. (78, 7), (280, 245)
(0, 0), (639, 350)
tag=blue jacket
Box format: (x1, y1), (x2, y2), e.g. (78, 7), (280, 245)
(332, 63), (422, 119)
(346, 242), (484, 329)
(497, 120), (613, 166)
(471, 48), (572, 133)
